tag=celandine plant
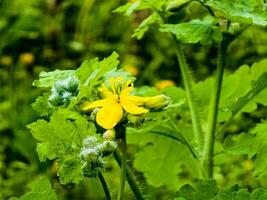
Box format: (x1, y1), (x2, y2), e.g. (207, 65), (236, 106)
(26, 52), (169, 200)
(20, 0), (267, 200)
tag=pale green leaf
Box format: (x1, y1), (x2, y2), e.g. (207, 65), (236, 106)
(160, 19), (222, 44)
(33, 70), (74, 88)
(205, 0), (267, 26)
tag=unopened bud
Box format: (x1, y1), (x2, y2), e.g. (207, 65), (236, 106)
(127, 114), (144, 125)
(144, 94), (170, 110)
(101, 140), (118, 156)
(228, 22), (240, 35)
(103, 129), (116, 140)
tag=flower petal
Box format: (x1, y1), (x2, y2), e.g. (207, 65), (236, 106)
(120, 99), (149, 114)
(80, 99), (108, 111)
(96, 102), (123, 129)
(81, 96), (117, 111)
(126, 96), (150, 106)
(99, 84), (114, 98)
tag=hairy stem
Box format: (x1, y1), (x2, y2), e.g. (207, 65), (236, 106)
(114, 150), (146, 200)
(175, 41), (204, 153)
(118, 132), (127, 200)
(98, 172), (111, 200)
(202, 37), (228, 178)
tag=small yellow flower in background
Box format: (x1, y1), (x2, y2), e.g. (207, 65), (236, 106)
(0, 56), (12, 66)
(19, 52), (35, 65)
(81, 77), (169, 129)
(123, 65), (139, 76)
(129, 0), (139, 2)
(155, 79), (175, 90)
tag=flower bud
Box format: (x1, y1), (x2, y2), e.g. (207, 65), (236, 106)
(100, 140), (118, 156)
(67, 76), (79, 94)
(127, 114), (144, 125)
(144, 94), (170, 110)
(228, 23), (240, 35)
(103, 129), (116, 140)
(48, 93), (63, 106)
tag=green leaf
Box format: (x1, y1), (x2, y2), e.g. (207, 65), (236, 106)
(75, 52), (120, 101)
(175, 179), (218, 200)
(225, 120), (267, 176)
(175, 180), (267, 200)
(31, 93), (55, 117)
(192, 59), (267, 123)
(113, 2), (141, 16)
(27, 109), (96, 185)
(9, 177), (57, 200)
(205, 0), (267, 26)
(133, 13), (160, 39)
(160, 19), (222, 44)
(33, 70), (74, 88)
(57, 156), (84, 185)
(114, 0), (166, 15)
(127, 110), (199, 190)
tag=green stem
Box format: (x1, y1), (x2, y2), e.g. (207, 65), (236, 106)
(98, 172), (111, 200)
(114, 150), (146, 200)
(118, 132), (127, 200)
(202, 37), (228, 178)
(175, 41), (204, 153)
(74, 0), (95, 42)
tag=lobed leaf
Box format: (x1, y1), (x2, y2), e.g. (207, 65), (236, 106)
(175, 179), (267, 200)
(27, 109), (96, 185)
(205, 0), (267, 26)
(33, 70), (74, 88)
(9, 177), (57, 200)
(160, 19), (222, 44)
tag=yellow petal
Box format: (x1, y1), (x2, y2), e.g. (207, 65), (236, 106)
(81, 96), (117, 111)
(127, 96), (150, 106)
(96, 102), (123, 129)
(80, 99), (107, 111)
(99, 84), (113, 98)
(120, 85), (133, 98)
(120, 99), (149, 114)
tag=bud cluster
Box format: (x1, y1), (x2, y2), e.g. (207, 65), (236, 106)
(48, 76), (79, 106)
(79, 135), (117, 177)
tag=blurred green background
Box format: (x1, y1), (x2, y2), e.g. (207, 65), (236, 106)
(0, 0), (267, 199)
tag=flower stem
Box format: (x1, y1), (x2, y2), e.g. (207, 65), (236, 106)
(175, 41), (204, 153)
(202, 37), (228, 178)
(98, 172), (111, 200)
(114, 150), (146, 200)
(117, 131), (127, 200)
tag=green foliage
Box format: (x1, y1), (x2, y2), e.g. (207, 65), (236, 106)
(76, 52), (120, 101)
(27, 109), (95, 185)
(205, 0), (267, 26)
(33, 70), (75, 88)
(10, 177), (57, 200)
(175, 179), (267, 200)
(160, 18), (222, 44)
(225, 120), (267, 176)
(133, 13), (161, 39)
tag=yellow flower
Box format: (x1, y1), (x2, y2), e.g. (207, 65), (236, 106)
(81, 77), (150, 129)
(19, 53), (35, 65)
(155, 80), (175, 90)
(123, 65), (139, 76)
